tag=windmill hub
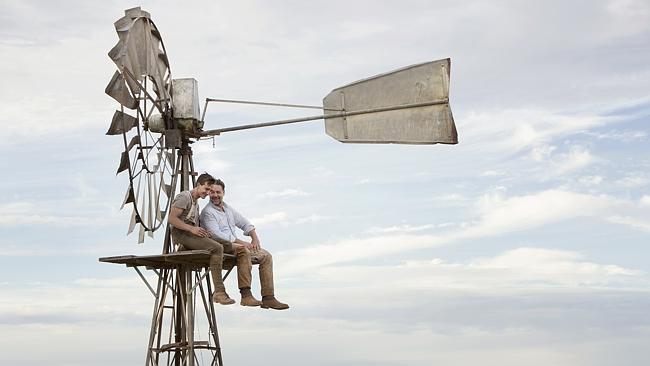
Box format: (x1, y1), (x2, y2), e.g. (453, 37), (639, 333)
(147, 113), (165, 133)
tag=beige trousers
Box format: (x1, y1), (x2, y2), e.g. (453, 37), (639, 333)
(230, 246), (275, 297)
(172, 230), (227, 293)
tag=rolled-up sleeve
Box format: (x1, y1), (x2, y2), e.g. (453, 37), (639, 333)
(231, 207), (255, 236)
(200, 205), (236, 244)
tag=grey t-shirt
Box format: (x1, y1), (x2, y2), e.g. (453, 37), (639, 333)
(171, 191), (199, 233)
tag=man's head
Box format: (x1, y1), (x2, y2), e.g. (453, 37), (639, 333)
(210, 179), (226, 206)
(194, 173), (216, 199)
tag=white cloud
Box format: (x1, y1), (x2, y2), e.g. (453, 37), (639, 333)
(277, 234), (444, 275)
(578, 175), (604, 186)
(469, 247), (640, 277)
(431, 193), (467, 206)
(465, 190), (621, 238)
(250, 212), (331, 227)
(276, 189), (650, 273)
(294, 214), (331, 224)
(586, 129), (647, 141)
(259, 189), (310, 198)
(0, 202), (108, 227)
(354, 178), (371, 185)
(311, 166), (334, 178)
(71, 173), (101, 201)
(481, 170), (506, 177)
(251, 211), (288, 226)
(294, 247), (646, 291)
(528, 144), (597, 177)
(530, 144), (557, 162)
(552, 146), (596, 175)
(606, 215), (650, 232)
(199, 155), (232, 174)
(461, 109), (610, 155)
(366, 224), (435, 234)
(616, 173), (649, 188)
(640, 195), (650, 206)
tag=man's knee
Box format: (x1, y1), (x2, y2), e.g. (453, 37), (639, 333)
(258, 249), (272, 265)
(207, 240), (223, 255)
(236, 245), (251, 255)
(239, 247), (252, 260)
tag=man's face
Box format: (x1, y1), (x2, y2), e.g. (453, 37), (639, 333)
(196, 183), (212, 199)
(210, 184), (225, 206)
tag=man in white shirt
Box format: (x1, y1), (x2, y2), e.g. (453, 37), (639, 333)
(200, 179), (289, 310)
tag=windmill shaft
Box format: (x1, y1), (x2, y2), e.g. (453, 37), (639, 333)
(205, 97), (340, 111)
(200, 99), (449, 136)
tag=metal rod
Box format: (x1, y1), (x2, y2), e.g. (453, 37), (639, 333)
(205, 97), (341, 111)
(191, 270), (209, 293)
(201, 99), (449, 136)
(146, 268), (164, 366)
(134, 266), (157, 297)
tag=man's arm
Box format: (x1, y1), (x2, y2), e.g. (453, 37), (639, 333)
(169, 206), (209, 237)
(230, 207), (260, 251)
(247, 229), (261, 251)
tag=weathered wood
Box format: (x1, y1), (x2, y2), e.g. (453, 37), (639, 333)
(99, 250), (236, 270)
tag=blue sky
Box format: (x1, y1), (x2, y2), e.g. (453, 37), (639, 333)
(1, 0), (649, 365)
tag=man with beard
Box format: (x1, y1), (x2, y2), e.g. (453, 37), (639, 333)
(200, 179), (289, 310)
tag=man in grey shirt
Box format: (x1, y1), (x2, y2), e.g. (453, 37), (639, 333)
(168, 173), (235, 305)
(200, 178), (289, 310)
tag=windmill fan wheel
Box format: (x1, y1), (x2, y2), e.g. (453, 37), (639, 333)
(105, 7), (176, 243)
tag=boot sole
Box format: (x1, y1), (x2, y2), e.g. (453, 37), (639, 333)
(261, 305), (289, 310)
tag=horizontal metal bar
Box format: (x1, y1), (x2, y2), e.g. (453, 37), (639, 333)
(201, 99), (448, 136)
(205, 98), (341, 111)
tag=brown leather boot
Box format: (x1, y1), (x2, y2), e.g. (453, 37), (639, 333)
(239, 287), (261, 307)
(261, 296), (289, 310)
(212, 292), (236, 305)
(241, 296), (263, 307)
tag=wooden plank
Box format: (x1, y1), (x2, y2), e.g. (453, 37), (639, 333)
(99, 250), (236, 270)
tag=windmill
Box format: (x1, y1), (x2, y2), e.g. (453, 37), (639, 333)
(100, 7), (457, 366)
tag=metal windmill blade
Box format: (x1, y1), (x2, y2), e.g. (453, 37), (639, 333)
(105, 7), (177, 242)
(323, 59), (457, 144)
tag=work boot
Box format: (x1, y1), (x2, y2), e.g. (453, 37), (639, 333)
(239, 287), (262, 307)
(212, 292), (236, 305)
(240, 296), (263, 307)
(261, 296), (289, 310)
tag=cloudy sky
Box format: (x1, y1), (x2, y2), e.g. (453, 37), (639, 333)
(1, 0), (649, 365)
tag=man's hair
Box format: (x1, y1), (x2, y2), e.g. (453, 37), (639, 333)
(214, 178), (225, 191)
(196, 173), (216, 186)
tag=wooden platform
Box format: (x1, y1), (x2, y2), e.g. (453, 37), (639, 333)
(99, 250), (236, 270)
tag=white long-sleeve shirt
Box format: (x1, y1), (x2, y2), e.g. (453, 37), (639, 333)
(199, 201), (255, 244)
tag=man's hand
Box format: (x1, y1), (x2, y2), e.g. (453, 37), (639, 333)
(189, 226), (210, 238)
(249, 238), (261, 252)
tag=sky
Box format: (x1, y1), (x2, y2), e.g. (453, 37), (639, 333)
(0, 0), (649, 365)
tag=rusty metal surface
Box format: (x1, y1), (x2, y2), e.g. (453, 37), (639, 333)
(106, 110), (138, 135)
(105, 71), (137, 109)
(172, 79), (200, 120)
(323, 58), (457, 144)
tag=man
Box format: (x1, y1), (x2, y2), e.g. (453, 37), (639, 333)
(168, 173), (235, 305)
(200, 179), (289, 310)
